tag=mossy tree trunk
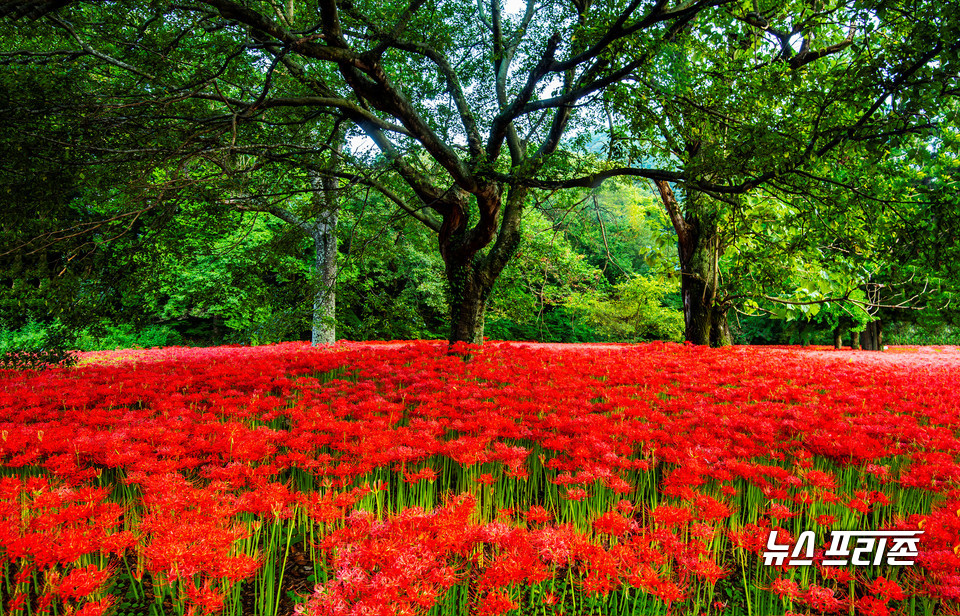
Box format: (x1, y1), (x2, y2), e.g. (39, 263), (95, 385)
(441, 186), (526, 345)
(655, 180), (731, 346)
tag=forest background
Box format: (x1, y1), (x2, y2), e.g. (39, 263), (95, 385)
(1, 0), (958, 358)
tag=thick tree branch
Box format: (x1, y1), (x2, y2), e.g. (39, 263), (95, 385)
(654, 179), (696, 264)
(516, 12), (698, 119)
(488, 166), (681, 189)
(487, 31), (562, 162)
(190, 92), (411, 136)
(364, 0), (428, 60)
(380, 39), (484, 158)
(198, 0), (369, 68)
(235, 201), (313, 235)
(815, 43), (946, 157)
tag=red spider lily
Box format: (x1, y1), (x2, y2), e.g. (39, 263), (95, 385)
(525, 505), (551, 524)
(651, 505), (693, 528)
(869, 576), (907, 601)
(689, 558), (729, 585)
(402, 466), (437, 483)
(3, 341), (960, 614)
(651, 577), (686, 605)
(66, 597), (114, 616)
(767, 503), (797, 519)
(820, 565), (855, 584)
(184, 579), (225, 614)
(804, 584), (846, 613)
(593, 511), (632, 536)
(815, 514), (836, 526)
(604, 474), (633, 494)
(803, 469), (837, 490)
(769, 576), (803, 601)
(728, 523), (771, 554)
(692, 494), (731, 520)
(856, 596), (891, 616)
(478, 590), (518, 615)
(6, 592), (27, 613)
(865, 464), (892, 483)
(847, 495), (872, 514)
(57, 564), (112, 600)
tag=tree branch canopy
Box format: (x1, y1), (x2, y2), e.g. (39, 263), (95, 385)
(2, 0), (956, 345)
(4, 0), (952, 209)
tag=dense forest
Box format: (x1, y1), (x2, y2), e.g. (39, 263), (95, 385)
(1, 0), (958, 356)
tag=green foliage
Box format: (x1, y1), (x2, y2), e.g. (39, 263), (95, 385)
(872, 123), (960, 332)
(0, 321), (49, 353)
(486, 208), (605, 336)
(76, 323), (184, 351)
(885, 323), (960, 346)
(547, 180), (675, 281)
(337, 202), (447, 341)
(481, 180), (683, 344)
(137, 207), (311, 340)
(2, 0), (957, 346)
(735, 314), (785, 345)
(1, 320), (184, 354)
(485, 307), (604, 343)
(0, 322), (77, 370)
(566, 275), (684, 343)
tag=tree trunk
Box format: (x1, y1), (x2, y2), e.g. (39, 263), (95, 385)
(656, 181), (728, 346)
(682, 252), (714, 346)
(445, 258), (491, 345)
(851, 329), (862, 350)
(310, 203), (338, 346)
(307, 135), (343, 346)
(833, 326), (843, 349)
(711, 306), (732, 347)
(441, 186), (525, 345)
(860, 320), (882, 351)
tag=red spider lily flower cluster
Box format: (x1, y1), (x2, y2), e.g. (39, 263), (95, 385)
(1, 341), (959, 615)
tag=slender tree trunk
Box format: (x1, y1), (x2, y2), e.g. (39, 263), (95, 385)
(833, 326), (844, 349)
(681, 224), (725, 345)
(851, 330), (862, 350)
(310, 201), (338, 345)
(307, 134), (343, 346)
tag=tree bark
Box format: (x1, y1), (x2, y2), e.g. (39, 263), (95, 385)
(655, 181), (729, 346)
(833, 326), (843, 349)
(681, 224), (725, 345)
(236, 162), (339, 346)
(445, 257), (492, 345)
(860, 320), (882, 351)
(310, 202), (338, 345)
(307, 135), (343, 346)
(441, 186), (525, 345)
(711, 306), (732, 347)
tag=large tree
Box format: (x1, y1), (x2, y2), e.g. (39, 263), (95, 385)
(2, 0), (957, 345)
(605, 0), (960, 344)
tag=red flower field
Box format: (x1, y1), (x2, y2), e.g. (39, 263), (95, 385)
(1, 341), (959, 616)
